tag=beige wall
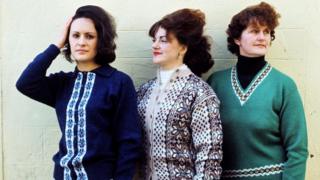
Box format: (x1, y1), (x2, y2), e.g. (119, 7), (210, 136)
(1, 0), (319, 179)
(0, 0), (4, 178)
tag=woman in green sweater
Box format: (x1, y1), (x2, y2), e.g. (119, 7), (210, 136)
(207, 2), (308, 179)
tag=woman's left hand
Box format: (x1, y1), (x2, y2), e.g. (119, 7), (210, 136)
(54, 17), (73, 49)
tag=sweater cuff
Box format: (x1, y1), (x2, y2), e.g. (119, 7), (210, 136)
(46, 44), (61, 58)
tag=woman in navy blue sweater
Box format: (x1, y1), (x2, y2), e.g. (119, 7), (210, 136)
(16, 5), (141, 180)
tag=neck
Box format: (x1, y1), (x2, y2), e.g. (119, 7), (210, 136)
(157, 64), (187, 87)
(236, 55), (266, 75)
(76, 61), (101, 72)
(160, 60), (183, 71)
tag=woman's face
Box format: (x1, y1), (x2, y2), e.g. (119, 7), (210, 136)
(151, 27), (186, 69)
(235, 23), (271, 57)
(69, 18), (98, 63)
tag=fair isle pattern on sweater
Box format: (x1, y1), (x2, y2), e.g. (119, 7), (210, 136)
(137, 70), (222, 179)
(136, 78), (156, 178)
(222, 163), (284, 178)
(60, 73), (83, 180)
(152, 75), (191, 179)
(231, 64), (272, 106)
(60, 72), (96, 180)
(72, 72), (96, 180)
(15, 45), (142, 179)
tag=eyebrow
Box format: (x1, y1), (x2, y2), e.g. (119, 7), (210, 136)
(154, 35), (167, 39)
(248, 25), (270, 30)
(70, 31), (97, 34)
(248, 22), (270, 29)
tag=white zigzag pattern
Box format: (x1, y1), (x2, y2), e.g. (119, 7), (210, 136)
(223, 163), (285, 178)
(231, 64), (272, 106)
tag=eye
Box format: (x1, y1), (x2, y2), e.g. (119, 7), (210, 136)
(85, 34), (95, 39)
(72, 33), (80, 38)
(264, 29), (271, 35)
(160, 37), (168, 43)
(250, 29), (259, 34)
(151, 38), (156, 43)
(160, 39), (167, 43)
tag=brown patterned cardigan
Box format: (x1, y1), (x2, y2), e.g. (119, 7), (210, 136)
(137, 67), (223, 179)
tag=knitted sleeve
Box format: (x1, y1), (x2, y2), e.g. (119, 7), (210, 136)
(16, 44), (62, 107)
(191, 86), (223, 179)
(206, 73), (217, 90)
(280, 80), (308, 180)
(113, 73), (142, 180)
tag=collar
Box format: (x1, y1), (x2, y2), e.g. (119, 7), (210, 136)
(74, 64), (116, 77)
(157, 64), (191, 80)
(236, 55), (267, 75)
(157, 64), (190, 88)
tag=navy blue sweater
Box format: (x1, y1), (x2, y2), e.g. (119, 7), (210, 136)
(16, 45), (142, 180)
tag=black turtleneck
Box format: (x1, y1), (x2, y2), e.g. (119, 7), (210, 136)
(236, 55), (267, 89)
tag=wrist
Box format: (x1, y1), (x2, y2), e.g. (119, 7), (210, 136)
(54, 41), (66, 49)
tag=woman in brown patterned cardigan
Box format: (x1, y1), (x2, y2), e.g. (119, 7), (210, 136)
(137, 9), (223, 179)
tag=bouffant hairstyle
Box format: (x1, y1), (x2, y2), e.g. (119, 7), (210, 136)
(149, 8), (213, 76)
(227, 2), (280, 56)
(62, 5), (117, 65)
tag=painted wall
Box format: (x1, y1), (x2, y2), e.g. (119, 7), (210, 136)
(0, 0), (319, 179)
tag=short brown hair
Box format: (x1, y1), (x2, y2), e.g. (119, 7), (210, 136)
(227, 2), (281, 56)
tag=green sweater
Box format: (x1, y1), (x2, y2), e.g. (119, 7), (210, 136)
(207, 64), (308, 179)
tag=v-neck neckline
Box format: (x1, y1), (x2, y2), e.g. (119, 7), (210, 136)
(231, 63), (272, 106)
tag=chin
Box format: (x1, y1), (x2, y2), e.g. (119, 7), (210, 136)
(252, 50), (267, 57)
(76, 58), (92, 63)
(75, 57), (86, 61)
(152, 58), (163, 65)
(76, 55), (95, 62)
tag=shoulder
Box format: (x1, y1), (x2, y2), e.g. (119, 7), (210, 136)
(206, 68), (232, 90)
(270, 67), (298, 90)
(188, 74), (220, 105)
(112, 69), (134, 83)
(207, 68), (231, 83)
(137, 78), (156, 93)
(187, 74), (213, 93)
(48, 71), (73, 80)
(136, 78), (156, 102)
(92, 65), (136, 94)
(98, 65), (135, 87)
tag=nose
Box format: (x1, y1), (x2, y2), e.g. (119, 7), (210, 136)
(78, 36), (86, 46)
(152, 40), (159, 49)
(257, 31), (266, 40)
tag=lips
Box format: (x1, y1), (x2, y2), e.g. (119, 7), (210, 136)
(153, 52), (162, 56)
(76, 49), (88, 54)
(254, 44), (266, 48)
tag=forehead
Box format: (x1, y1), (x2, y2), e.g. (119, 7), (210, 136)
(70, 17), (97, 33)
(154, 27), (167, 37)
(153, 27), (178, 41)
(246, 21), (270, 30)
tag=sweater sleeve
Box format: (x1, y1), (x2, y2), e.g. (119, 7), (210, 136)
(191, 91), (223, 180)
(16, 44), (61, 107)
(280, 81), (308, 180)
(113, 74), (142, 180)
(206, 73), (219, 92)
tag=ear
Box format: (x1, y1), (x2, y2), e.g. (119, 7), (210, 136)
(180, 45), (188, 56)
(234, 38), (241, 46)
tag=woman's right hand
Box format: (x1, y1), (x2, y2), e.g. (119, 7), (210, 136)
(54, 17), (73, 49)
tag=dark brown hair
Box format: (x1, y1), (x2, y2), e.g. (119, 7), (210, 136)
(227, 2), (280, 56)
(62, 5), (117, 65)
(149, 8), (213, 76)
